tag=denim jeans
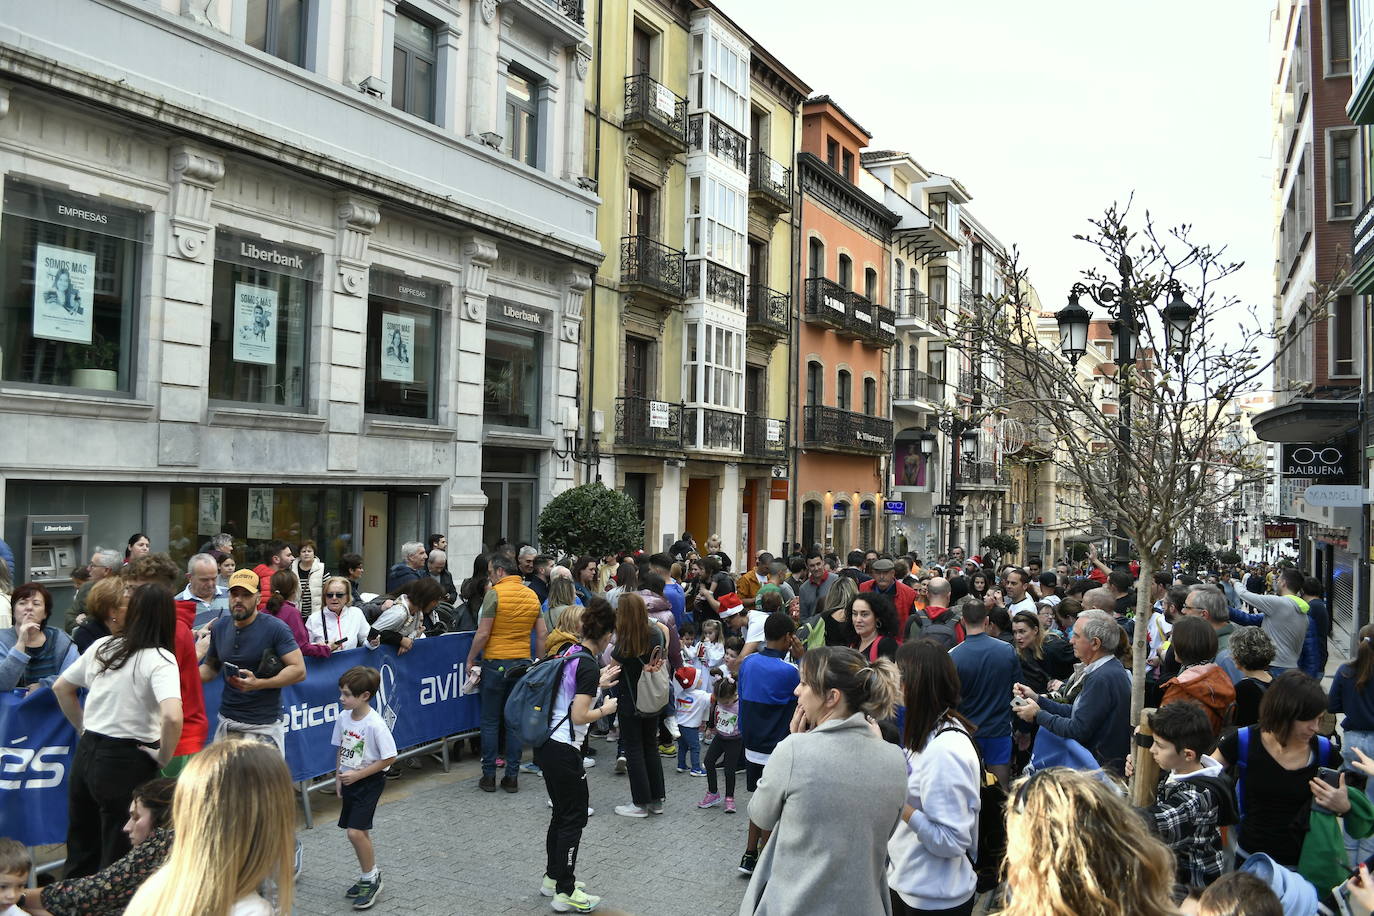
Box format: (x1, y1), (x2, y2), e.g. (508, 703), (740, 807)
(676, 725), (701, 770)
(480, 657), (530, 778)
(1344, 729), (1374, 865)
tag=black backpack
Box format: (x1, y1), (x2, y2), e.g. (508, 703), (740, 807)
(934, 725), (1008, 893)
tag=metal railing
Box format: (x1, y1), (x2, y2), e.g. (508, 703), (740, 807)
(957, 369), (978, 397)
(688, 113), (748, 171)
(551, 0), (584, 23)
(743, 415), (788, 460)
(686, 259), (745, 311)
(870, 304), (896, 347)
(894, 289), (929, 322)
(621, 235), (685, 299)
(747, 284), (789, 337)
(749, 150), (792, 210)
(623, 74), (687, 147)
(803, 277), (850, 331)
(685, 406), (744, 451)
(847, 291), (874, 339)
(802, 405), (893, 452)
(959, 457), (1009, 487)
(891, 368), (941, 403)
(615, 396), (683, 448)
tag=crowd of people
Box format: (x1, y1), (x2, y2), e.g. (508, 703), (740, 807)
(4, 527), (1374, 916)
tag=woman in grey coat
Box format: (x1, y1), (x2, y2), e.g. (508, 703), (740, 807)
(739, 646), (908, 916)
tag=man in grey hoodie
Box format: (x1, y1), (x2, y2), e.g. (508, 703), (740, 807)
(1226, 568), (1309, 674)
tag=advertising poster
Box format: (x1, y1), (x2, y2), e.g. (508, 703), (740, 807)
(198, 487), (223, 536)
(31, 244), (95, 344)
(247, 487), (274, 540)
(380, 313), (415, 383)
(894, 440), (929, 488)
(232, 283), (277, 365)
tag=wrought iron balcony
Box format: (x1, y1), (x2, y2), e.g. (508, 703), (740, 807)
(615, 396), (683, 450)
(894, 289), (929, 323)
(844, 292), (872, 340)
(803, 277), (851, 332)
(684, 406), (744, 452)
(868, 304), (896, 348)
(802, 405), (893, 455)
(749, 151), (792, 213)
(958, 457), (1010, 490)
(743, 416), (788, 460)
(685, 258), (745, 311)
(747, 284), (789, 339)
(623, 74), (687, 152)
(621, 235), (685, 303)
(892, 368), (941, 404)
(687, 114), (749, 171)
(957, 369), (977, 398)
(550, 0), (584, 23)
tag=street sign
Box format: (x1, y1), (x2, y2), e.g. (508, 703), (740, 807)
(934, 504), (965, 517)
(1302, 484), (1365, 507)
(883, 500), (906, 515)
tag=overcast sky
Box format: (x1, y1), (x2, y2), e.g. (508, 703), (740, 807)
(727, 0), (1275, 319)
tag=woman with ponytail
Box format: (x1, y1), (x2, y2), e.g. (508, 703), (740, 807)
(738, 646), (907, 916)
(1331, 622), (1374, 863)
(261, 569), (330, 658)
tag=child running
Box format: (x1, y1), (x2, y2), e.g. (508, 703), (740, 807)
(333, 665), (398, 911)
(699, 674), (742, 813)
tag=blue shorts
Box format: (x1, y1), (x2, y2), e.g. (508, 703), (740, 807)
(975, 736), (1012, 767)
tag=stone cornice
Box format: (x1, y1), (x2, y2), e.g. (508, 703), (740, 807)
(798, 152), (898, 241)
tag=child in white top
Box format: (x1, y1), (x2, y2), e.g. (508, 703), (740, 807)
(698, 675), (742, 813)
(332, 666), (398, 911)
(673, 666), (712, 776)
(700, 619), (726, 672)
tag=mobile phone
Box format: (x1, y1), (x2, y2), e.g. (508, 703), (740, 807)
(1319, 766), (1343, 789)
(222, 663), (242, 679)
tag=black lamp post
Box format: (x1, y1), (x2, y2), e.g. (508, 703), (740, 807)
(933, 411), (983, 561)
(1054, 255), (1197, 563)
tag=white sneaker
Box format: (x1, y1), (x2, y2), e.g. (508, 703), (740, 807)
(583, 756), (596, 769)
(647, 800), (665, 815)
(613, 804), (649, 818)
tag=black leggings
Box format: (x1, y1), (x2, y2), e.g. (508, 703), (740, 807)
(703, 735), (742, 797)
(620, 714), (665, 806)
(533, 740), (588, 896)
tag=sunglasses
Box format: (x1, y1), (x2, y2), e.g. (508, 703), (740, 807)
(325, 592), (348, 599)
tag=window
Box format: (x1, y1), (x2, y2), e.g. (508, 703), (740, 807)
(484, 324), (541, 428)
(808, 238), (825, 278)
(687, 175), (746, 269)
(698, 32), (746, 129)
(482, 448), (536, 549)
(841, 150), (854, 183)
(859, 501), (874, 552)
(632, 24), (653, 76)
(971, 242), (984, 295)
(504, 68), (541, 167)
(0, 180), (144, 394)
(391, 7), (436, 122)
(246, 0), (305, 66)
(685, 322), (741, 408)
(745, 365), (764, 413)
(893, 258), (904, 302)
(929, 266), (948, 307)
(364, 272), (441, 420)
(209, 231), (315, 409)
(170, 485), (356, 572)
(1331, 130), (1355, 218)
(863, 377), (877, 415)
(624, 334), (651, 394)
(1329, 0), (1351, 75)
(928, 192), (948, 228)
(628, 180), (656, 238)
(838, 254), (852, 289)
(806, 361), (823, 405)
(826, 138), (839, 171)
(836, 369), (851, 411)
(801, 500), (821, 553)
(864, 267), (878, 302)
(1331, 294), (1359, 376)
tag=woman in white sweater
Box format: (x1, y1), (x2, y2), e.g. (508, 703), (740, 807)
(887, 639), (982, 915)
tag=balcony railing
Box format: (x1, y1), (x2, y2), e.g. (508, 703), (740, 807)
(749, 151), (792, 212)
(685, 258), (745, 311)
(869, 304), (896, 348)
(957, 369), (977, 398)
(615, 396), (683, 449)
(802, 405), (893, 454)
(803, 277), (850, 332)
(688, 113), (748, 171)
(743, 415), (788, 460)
(894, 289), (929, 322)
(892, 368), (941, 403)
(747, 284), (789, 338)
(845, 291), (872, 339)
(959, 457), (1010, 488)
(621, 235), (685, 301)
(623, 74), (687, 150)
(547, 0), (584, 23)
(685, 406), (744, 451)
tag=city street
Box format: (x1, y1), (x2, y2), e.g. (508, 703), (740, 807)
(293, 745), (751, 916)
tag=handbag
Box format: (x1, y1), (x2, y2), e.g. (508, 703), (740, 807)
(633, 643), (670, 717)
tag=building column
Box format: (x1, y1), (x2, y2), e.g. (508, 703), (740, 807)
(554, 268), (590, 494)
(660, 459), (683, 553)
(719, 462), (742, 561)
(328, 195), (380, 472)
(466, 0), (501, 143)
(451, 234), (498, 561)
(159, 142), (223, 468)
(564, 42), (591, 182)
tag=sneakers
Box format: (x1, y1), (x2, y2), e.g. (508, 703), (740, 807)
(738, 852), (758, 876)
(724, 797), (736, 814)
(521, 761), (543, 776)
(613, 804), (649, 818)
(582, 756), (596, 769)
(500, 775), (519, 793)
(689, 768), (707, 777)
(551, 887), (602, 913)
(614, 756), (626, 775)
(658, 743), (677, 757)
(352, 874), (382, 910)
(479, 774), (497, 793)
(540, 876), (586, 898)
(647, 799), (664, 815)
(675, 766), (689, 774)
(346, 881), (363, 899)
(698, 792), (721, 809)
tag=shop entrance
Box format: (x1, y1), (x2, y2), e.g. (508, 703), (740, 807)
(685, 477), (710, 548)
(359, 490), (431, 596)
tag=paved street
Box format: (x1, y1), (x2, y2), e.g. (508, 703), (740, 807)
(293, 744), (752, 916)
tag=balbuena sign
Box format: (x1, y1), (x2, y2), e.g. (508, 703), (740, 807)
(1280, 439), (1357, 482)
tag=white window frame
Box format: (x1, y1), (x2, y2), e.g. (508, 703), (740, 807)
(686, 172), (746, 271)
(683, 320), (742, 410)
(1326, 0), (1352, 77)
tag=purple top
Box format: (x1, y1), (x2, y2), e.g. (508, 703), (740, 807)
(264, 601), (330, 658)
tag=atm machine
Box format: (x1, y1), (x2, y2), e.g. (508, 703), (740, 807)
(25, 515), (88, 586)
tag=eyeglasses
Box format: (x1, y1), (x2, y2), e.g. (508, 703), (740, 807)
(1182, 604), (1202, 612)
(325, 592), (348, 599)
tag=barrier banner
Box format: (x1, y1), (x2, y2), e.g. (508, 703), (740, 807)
(2, 631), (481, 846)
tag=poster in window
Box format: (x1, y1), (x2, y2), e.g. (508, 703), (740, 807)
(247, 487), (274, 540)
(198, 487), (223, 536)
(232, 283), (278, 366)
(31, 244), (95, 344)
(380, 314), (415, 383)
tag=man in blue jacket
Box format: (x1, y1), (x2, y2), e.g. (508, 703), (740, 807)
(1013, 608), (1131, 775)
(736, 612), (800, 877)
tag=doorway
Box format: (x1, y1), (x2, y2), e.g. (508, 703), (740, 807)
(685, 477), (710, 547)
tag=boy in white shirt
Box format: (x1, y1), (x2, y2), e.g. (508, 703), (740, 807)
(673, 666), (712, 777)
(333, 666), (398, 911)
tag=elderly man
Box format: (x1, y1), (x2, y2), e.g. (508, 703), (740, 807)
(177, 553), (230, 628)
(65, 547), (122, 633)
(1013, 608), (1132, 774)
(386, 541), (428, 593)
(859, 558), (916, 633)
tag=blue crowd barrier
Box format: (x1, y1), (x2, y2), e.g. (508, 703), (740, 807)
(1, 631), (481, 847)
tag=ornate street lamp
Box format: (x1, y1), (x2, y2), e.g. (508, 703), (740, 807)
(1163, 286), (1198, 359)
(1054, 292), (1092, 367)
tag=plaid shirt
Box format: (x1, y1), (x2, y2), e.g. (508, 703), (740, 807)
(1145, 773), (1226, 886)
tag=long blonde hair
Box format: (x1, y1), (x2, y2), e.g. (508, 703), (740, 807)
(127, 739), (296, 916)
(1001, 768), (1178, 916)
(823, 575), (858, 617)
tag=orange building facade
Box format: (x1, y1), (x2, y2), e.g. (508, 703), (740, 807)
(792, 97), (897, 555)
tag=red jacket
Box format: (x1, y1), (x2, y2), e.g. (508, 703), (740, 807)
(173, 599), (208, 756)
(253, 564), (273, 609)
(859, 579), (917, 637)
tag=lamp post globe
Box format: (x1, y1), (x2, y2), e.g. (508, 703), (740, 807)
(1055, 293), (1092, 366)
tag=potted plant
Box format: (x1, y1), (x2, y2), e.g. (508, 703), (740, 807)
(69, 333), (118, 391)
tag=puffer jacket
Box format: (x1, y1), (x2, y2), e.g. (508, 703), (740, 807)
(1161, 662), (1236, 734)
(639, 589), (682, 669)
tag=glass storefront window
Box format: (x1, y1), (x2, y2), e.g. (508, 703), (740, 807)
(365, 271), (441, 420)
(0, 179), (144, 393)
(481, 448), (537, 550)
(484, 326), (541, 429)
(168, 485), (357, 573)
(208, 231), (316, 410)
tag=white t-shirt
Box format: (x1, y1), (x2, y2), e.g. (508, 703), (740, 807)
(1007, 596), (1037, 617)
(331, 707), (398, 772)
(674, 687), (711, 728)
(547, 651), (601, 749)
(744, 610), (770, 645)
(230, 892), (273, 916)
(58, 638), (180, 743)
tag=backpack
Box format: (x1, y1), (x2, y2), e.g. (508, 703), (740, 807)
(503, 645), (594, 748)
(1233, 725), (1330, 820)
(934, 725), (1009, 893)
(631, 627), (670, 717)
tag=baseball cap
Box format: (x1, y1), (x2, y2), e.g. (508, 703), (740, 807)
(227, 568), (261, 593)
(871, 558), (895, 572)
(717, 593), (744, 617)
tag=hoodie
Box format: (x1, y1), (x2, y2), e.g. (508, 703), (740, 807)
(1141, 755), (1236, 887)
(1240, 853), (1317, 915)
(172, 599), (208, 756)
(1161, 663), (1237, 734)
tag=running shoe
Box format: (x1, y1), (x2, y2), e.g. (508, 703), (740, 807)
(550, 887), (601, 913)
(738, 852), (757, 876)
(698, 792), (721, 809)
(613, 804), (649, 818)
(352, 874), (382, 910)
(724, 797), (736, 814)
(540, 876), (586, 898)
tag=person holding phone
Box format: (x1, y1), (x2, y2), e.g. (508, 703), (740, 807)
(308, 576), (370, 651)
